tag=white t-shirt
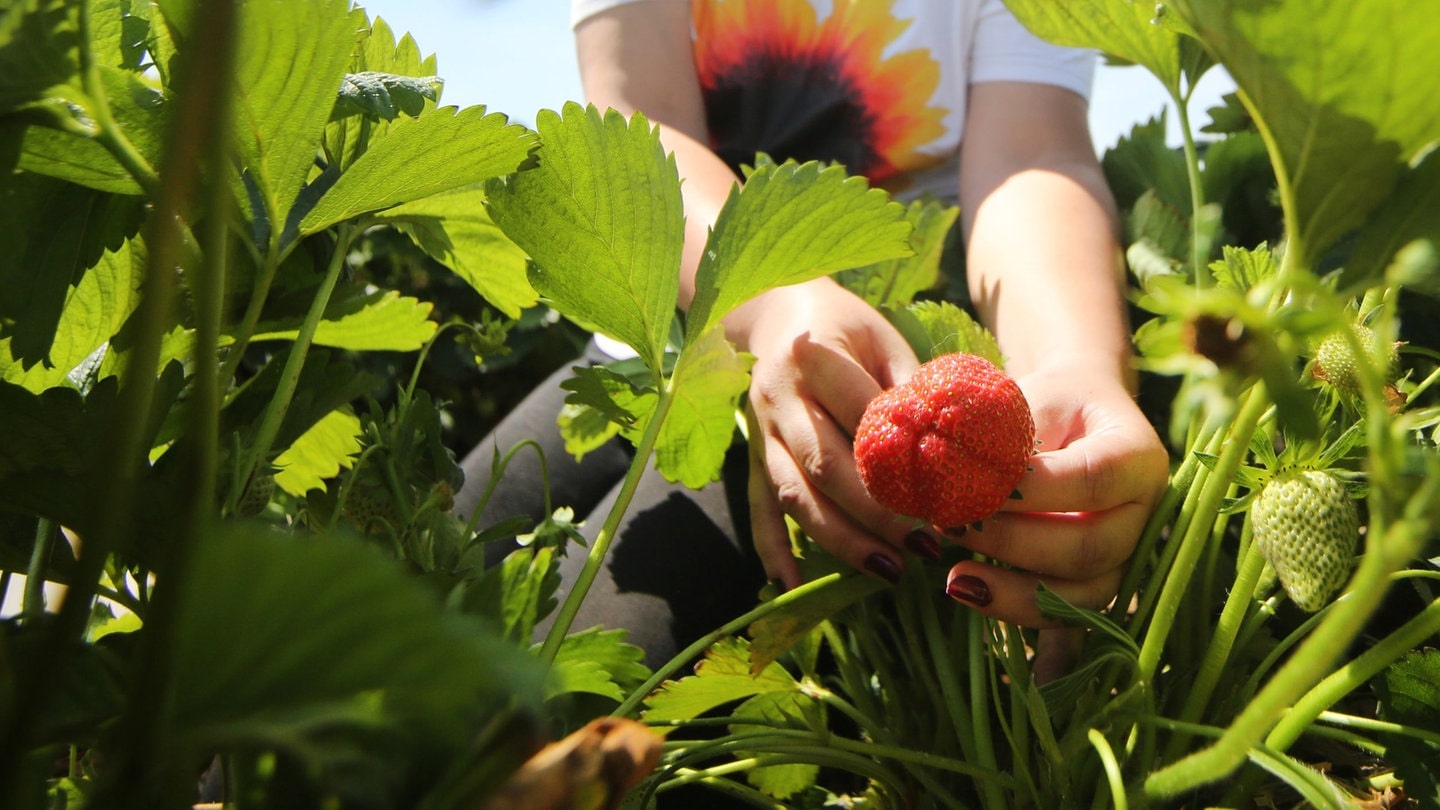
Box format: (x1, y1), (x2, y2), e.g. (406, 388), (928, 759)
(571, 0), (1096, 202)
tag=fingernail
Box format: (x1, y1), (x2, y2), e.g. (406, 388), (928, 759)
(943, 525), (968, 540)
(864, 553), (902, 583)
(768, 578), (788, 595)
(946, 574), (992, 607)
(904, 531), (943, 562)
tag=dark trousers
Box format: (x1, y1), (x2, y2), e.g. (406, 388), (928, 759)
(453, 342), (767, 671)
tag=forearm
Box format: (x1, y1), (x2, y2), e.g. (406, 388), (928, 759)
(963, 161), (1133, 386)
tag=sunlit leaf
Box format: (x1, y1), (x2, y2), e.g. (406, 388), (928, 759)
(231, 0), (354, 234)
(486, 103), (683, 374)
(299, 105), (535, 237)
(642, 637), (800, 726)
(545, 627), (650, 702)
(19, 66), (164, 194)
(887, 300), (1003, 367)
(1171, 0), (1440, 270)
(1, 234), (143, 391)
(0, 173), (143, 368)
(321, 12), (439, 172)
(835, 196), (957, 310)
(652, 326), (753, 488)
(381, 187), (539, 318)
(1003, 0), (1211, 95)
(273, 406), (362, 496)
(686, 159), (911, 342)
(246, 290), (436, 352)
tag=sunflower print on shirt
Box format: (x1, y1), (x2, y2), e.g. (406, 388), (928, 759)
(690, 0), (947, 187)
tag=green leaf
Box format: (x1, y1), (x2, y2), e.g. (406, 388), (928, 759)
(19, 65), (164, 194)
(1342, 147), (1440, 291)
(1173, 0), (1440, 270)
(545, 627), (651, 702)
(246, 290), (436, 352)
(460, 545), (560, 646)
(748, 573), (885, 675)
(1003, 0), (1209, 96)
(886, 300), (1003, 366)
(642, 637), (800, 724)
(652, 326), (753, 488)
(321, 12), (438, 172)
(485, 103), (683, 375)
(686, 159), (911, 343)
(333, 70), (441, 121)
(1, 233), (143, 391)
(1209, 243), (1276, 291)
(1377, 649), (1440, 730)
(165, 524), (545, 755)
(834, 196), (958, 310)
(733, 692), (820, 799)
(87, 0), (149, 71)
(557, 369), (642, 460)
(1034, 584), (1140, 657)
(380, 187), (538, 318)
(1103, 115), (1190, 216)
(273, 406), (362, 497)
(299, 105), (536, 237)
(231, 0), (354, 235)
(0, 173), (144, 368)
(0, 0), (80, 117)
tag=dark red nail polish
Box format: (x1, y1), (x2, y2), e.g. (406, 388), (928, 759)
(865, 553), (902, 583)
(947, 574), (992, 607)
(904, 531), (943, 562)
(943, 525), (968, 540)
(768, 578), (788, 595)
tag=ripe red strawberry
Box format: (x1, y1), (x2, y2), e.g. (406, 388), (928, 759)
(853, 352), (1034, 528)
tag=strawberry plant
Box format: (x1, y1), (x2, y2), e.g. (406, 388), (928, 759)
(4, 0), (1440, 807)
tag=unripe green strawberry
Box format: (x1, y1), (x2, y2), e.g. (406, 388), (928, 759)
(236, 473), (276, 517)
(1250, 468), (1358, 613)
(853, 352), (1034, 528)
(1311, 324), (1397, 394)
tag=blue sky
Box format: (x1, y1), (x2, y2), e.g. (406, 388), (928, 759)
(1, 2), (1237, 618)
(354, 0), (1235, 155)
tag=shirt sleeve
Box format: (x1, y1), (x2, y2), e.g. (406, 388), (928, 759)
(968, 0), (1096, 99)
(572, 0), (666, 29)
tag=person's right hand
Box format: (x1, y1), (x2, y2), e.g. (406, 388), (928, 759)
(733, 277), (944, 591)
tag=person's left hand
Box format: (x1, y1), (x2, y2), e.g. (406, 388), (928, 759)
(940, 358), (1170, 628)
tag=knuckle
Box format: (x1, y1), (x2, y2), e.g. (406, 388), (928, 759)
(1080, 447), (1118, 506)
(773, 478), (808, 514)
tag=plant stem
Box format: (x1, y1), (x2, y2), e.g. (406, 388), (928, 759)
(1137, 386), (1268, 683)
(77, 1), (160, 197)
(1315, 710), (1440, 746)
(610, 572), (847, 718)
(230, 223), (358, 513)
(537, 379), (679, 667)
(1163, 523), (1266, 760)
(1088, 728), (1128, 810)
(22, 519), (57, 621)
(1143, 479), (1435, 797)
(1266, 595), (1440, 752)
(1172, 89), (1210, 285)
(1127, 415), (1226, 636)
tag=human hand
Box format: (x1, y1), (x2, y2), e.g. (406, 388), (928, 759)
(941, 359), (1170, 627)
(737, 278), (940, 591)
